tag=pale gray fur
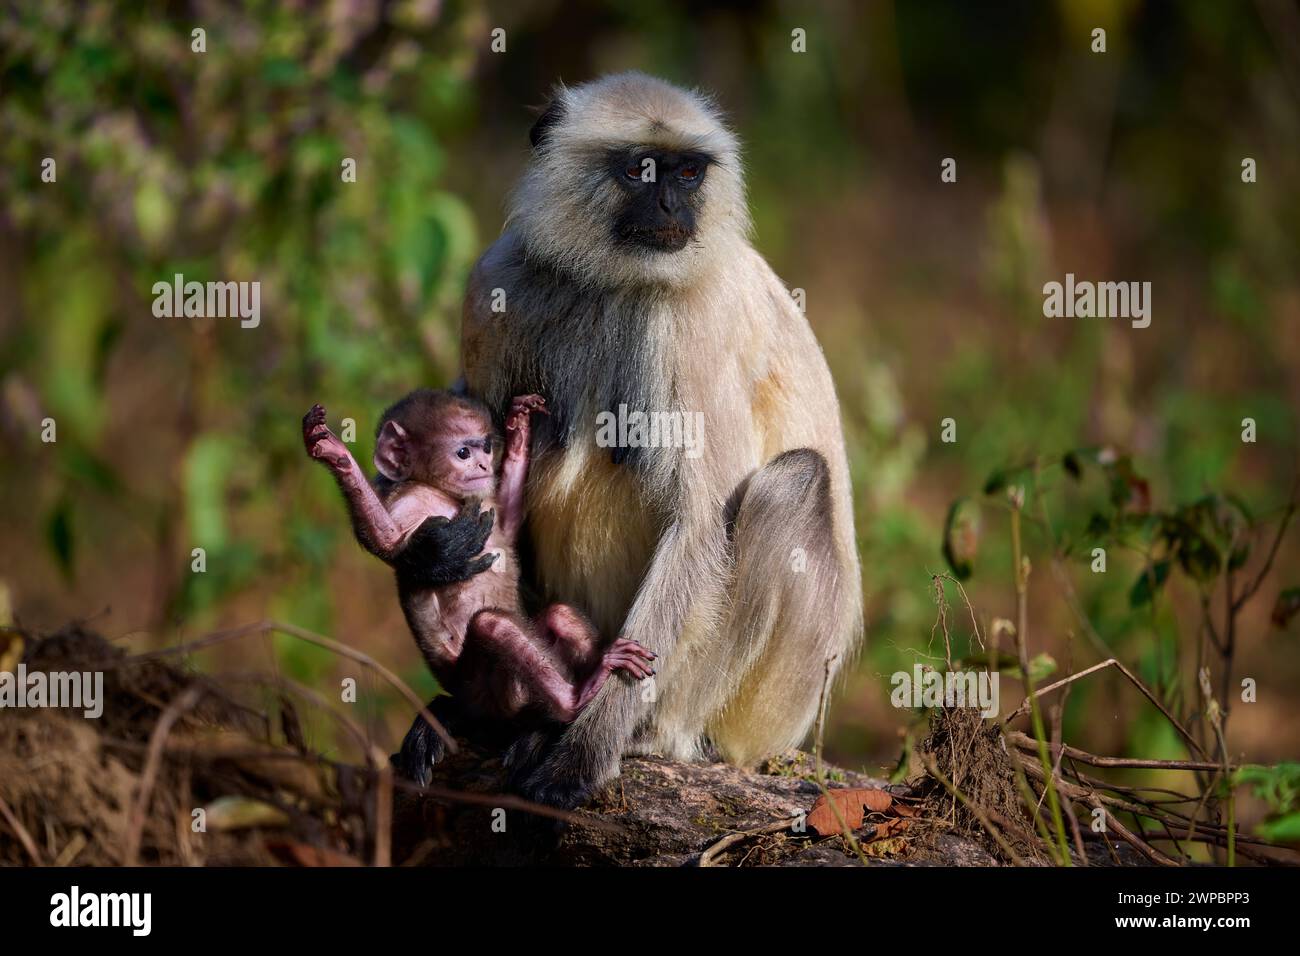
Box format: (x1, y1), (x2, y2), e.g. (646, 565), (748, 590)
(459, 72), (862, 803)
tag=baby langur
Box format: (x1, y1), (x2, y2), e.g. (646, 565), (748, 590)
(302, 390), (655, 775)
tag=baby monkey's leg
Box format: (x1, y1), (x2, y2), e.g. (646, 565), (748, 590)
(536, 604), (604, 671)
(470, 610), (655, 722)
(539, 605), (657, 715)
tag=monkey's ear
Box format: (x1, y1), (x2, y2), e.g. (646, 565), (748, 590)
(528, 98), (565, 152)
(374, 420), (411, 481)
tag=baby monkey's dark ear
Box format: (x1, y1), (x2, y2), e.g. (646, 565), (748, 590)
(374, 419), (411, 481)
(529, 97), (565, 152)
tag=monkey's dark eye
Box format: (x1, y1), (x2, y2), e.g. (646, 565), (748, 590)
(482, 438), (493, 455)
(456, 447), (471, 460)
(624, 162), (643, 181)
(679, 165), (699, 181)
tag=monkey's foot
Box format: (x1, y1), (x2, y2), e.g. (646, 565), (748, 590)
(519, 742), (619, 811)
(520, 774), (598, 812)
(505, 394), (548, 457)
(604, 638), (656, 680)
(391, 713), (448, 788)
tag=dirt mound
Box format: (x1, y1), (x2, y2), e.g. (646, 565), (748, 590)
(2, 624), (1141, 867)
(0, 626), (367, 866)
(915, 703), (1049, 863)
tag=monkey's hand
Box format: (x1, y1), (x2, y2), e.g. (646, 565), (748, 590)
(505, 394), (547, 459)
(302, 404), (352, 473)
(393, 499), (499, 590)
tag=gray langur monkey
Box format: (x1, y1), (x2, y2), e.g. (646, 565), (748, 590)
(458, 72), (862, 806)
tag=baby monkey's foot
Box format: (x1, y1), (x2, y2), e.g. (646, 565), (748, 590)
(505, 394), (548, 459)
(603, 638), (657, 681)
(302, 404), (351, 472)
(506, 393), (548, 432)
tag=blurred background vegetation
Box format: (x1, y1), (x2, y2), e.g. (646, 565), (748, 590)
(1, 0), (1297, 829)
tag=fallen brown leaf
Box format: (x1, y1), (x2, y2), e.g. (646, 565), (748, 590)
(808, 787), (895, 836)
(265, 839), (362, 867)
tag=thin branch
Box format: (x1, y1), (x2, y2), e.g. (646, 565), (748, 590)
(125, 619), (456, 753)
(699, 819), (794, 867)
(1231, 472), (1299, 612)
(1008, 732), (1228, 772)
(122, 684), (204, 865)
(0, 794), (43, 865)
(1002, 658), (1206, 759)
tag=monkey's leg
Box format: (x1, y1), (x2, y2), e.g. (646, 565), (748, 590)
(391, 694), (467, 787)
(537, 605), (657, 709)
(519, 522), (728, 807)
(694, 448), (860, 766)
(536, 604), (608, 671)
(470, 610), (651, 723)
(521, 450), (857, 806)
(500, 606), (652, 792)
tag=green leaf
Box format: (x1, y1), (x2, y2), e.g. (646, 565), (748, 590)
(61, 445), (122, 494)
(45, 499), (74, 582)
(1175, 526), (1221, 582)
(1256, 812), (1300, 843)
(1105, 455), (1151, 513)
(1273, 588), (1300, 629)
(204, 796), (290, 831)
(1129, 560), (1171, 608)
(184, 434), (240, 550)
(942, 497), (981, 580)
(134, 179), (173, 247)
(1006, 652), (1058, 683)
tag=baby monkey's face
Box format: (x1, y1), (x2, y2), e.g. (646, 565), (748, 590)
(431, 411), (497, 498)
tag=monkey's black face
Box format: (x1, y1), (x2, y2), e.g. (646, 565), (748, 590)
(608, 149), (711, 253)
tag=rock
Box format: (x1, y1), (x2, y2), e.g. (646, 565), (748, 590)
(391, 749), (1003, 866)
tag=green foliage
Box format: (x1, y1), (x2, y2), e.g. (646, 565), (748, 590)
(942, 444), (1296, 779)
(1, 1), (479, 622)
(2, 0), (1297, 774)
(1233, 764), (1300, 843)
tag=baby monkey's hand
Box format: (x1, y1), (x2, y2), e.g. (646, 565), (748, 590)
(505, 394), (548, 459)
(303, 404), (352, 473)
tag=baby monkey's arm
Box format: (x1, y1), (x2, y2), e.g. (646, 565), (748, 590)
(497, 394), (547, 540)
(303, 404), (405, 561)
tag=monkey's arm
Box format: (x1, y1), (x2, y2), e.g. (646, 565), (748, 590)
(339, 467), (410, 560)
(304, 404), (405, 560)
(497, 394), (547, 539)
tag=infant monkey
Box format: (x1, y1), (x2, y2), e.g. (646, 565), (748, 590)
(302, 390), (654, 765)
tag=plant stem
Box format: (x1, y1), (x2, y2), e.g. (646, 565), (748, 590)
(1011, 501), (1072, 865)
